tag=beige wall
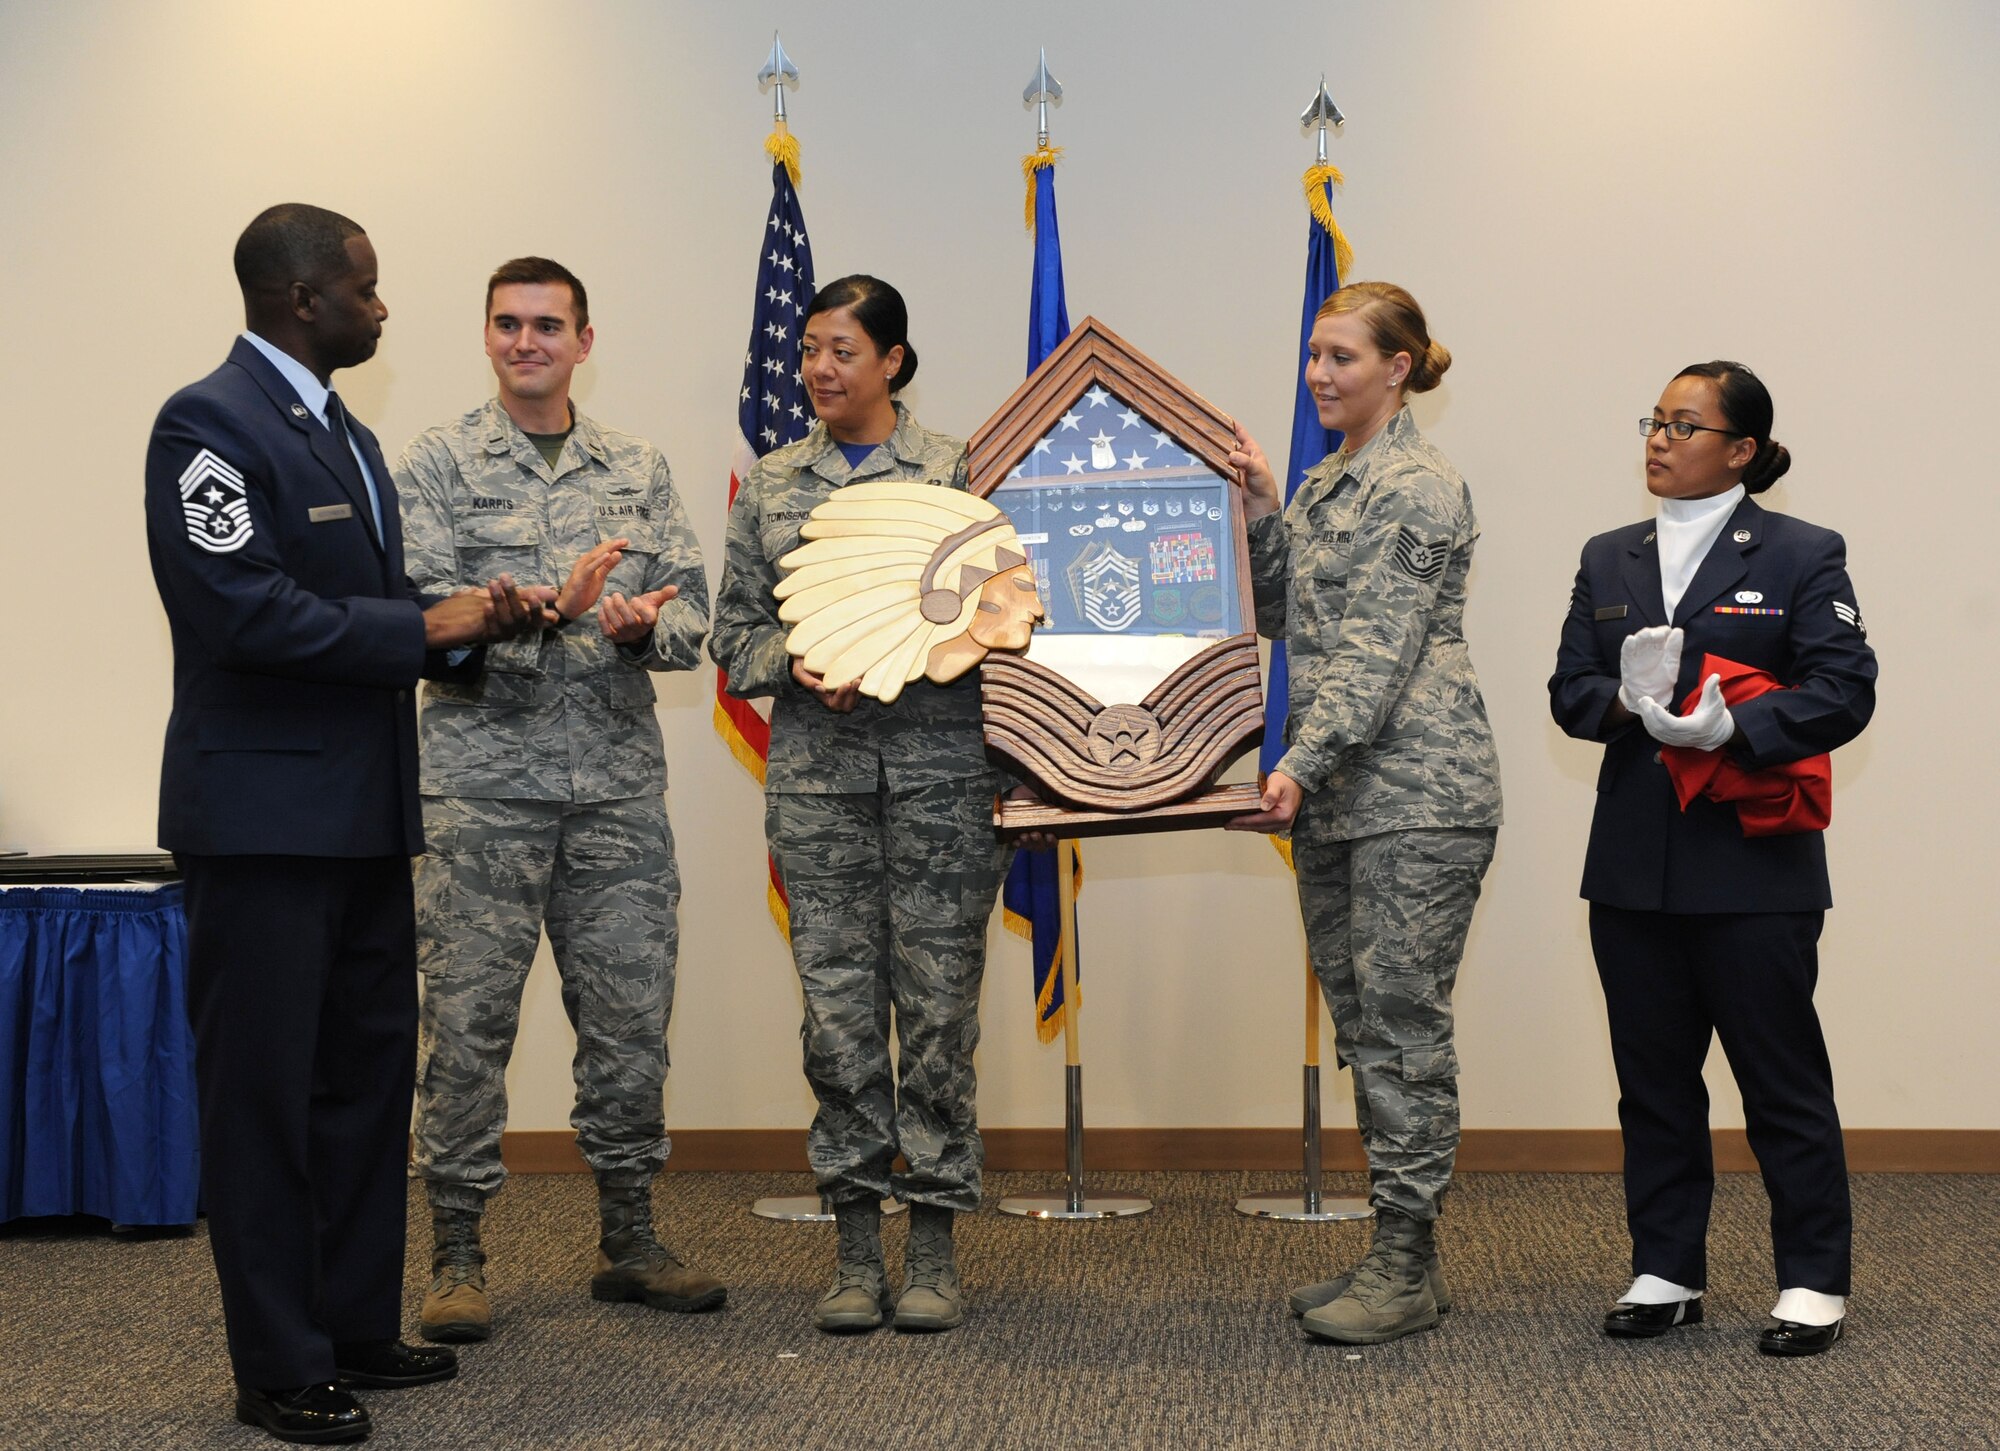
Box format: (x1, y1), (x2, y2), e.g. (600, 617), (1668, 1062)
(3, 1), (1994, 1137)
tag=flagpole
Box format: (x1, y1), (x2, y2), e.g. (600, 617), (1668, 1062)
(1059, 840), (1084, 1208)
(991, 52), (1146, 1222)
(736, 32), (902, 1226)
(1235, 73), (1369, 1226)
(1000, 839), (1150, 1219)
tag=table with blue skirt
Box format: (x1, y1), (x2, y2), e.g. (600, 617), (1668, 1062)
(0, 882), (200, 1226)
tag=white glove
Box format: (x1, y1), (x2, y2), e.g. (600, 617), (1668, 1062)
(1635, 674), (1735, 752)
(1618, 625), (1684, 712)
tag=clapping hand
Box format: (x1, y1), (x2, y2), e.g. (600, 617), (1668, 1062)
(1635, 673), (1736, 752)
(1618, 625), (1684, 712)
(599, 585), (679, 648)
(485, 574), (557, 639)
(422, 574), (557, 647)
(553, 538), (628, 623)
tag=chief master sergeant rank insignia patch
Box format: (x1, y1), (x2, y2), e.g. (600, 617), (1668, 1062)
(179, 448), (253, 554)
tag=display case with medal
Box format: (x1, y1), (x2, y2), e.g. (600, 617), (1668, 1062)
(966, 318), (1264, 838)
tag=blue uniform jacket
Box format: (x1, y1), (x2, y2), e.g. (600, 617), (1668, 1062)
(146, 337), (454, 857)
(1548, 495), (1876, 913)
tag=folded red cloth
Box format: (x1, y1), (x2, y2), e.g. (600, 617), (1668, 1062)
(1662, 653), (1831, 837)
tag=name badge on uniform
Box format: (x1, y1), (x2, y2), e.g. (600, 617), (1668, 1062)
(308, 503), (355, 523)
(1594, 605), (1628, 621)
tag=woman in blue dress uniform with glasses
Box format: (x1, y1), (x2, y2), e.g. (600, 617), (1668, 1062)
(1549, 361), (1876, 1356)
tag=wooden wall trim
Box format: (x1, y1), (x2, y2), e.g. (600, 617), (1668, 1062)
(498, 1127), (2000, 1175)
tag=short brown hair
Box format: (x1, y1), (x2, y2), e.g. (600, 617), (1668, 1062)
(1316, 281), (1451, 394)
(485, 256), (588, 330)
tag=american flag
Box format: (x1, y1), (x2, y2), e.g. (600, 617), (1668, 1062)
(714, 148), (817, 934)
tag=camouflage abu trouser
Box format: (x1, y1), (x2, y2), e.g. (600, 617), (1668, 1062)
(766, 776), (1008, 1212)
(411, 793), (679, 1212)
(1291, 807), (1496, 1222)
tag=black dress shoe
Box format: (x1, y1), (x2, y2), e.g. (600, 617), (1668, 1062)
(1758, 1317), (1843, 1356)
(235, 1382), (371, 1444)
(333, 1338), (459, 1389)
(1603, 1296), (1704, 1338)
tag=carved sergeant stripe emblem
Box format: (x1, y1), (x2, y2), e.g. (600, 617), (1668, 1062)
(1832, 601), (1866, 635)
(179, 449), (253, 554)
(1391, 526), (1446, 583)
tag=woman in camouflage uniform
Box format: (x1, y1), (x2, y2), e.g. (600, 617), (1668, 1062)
(1228, 282), (1502, 1346)
(710, 276), (1007, 1334)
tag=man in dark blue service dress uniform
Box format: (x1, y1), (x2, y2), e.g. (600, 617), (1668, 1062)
(145, 203), (552, 1444)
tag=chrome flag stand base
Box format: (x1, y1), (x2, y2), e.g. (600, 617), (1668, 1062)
(999, 1064), (1152, 1220)
(1234, 1064), (1371, 1222)
(752, 1193), (906, 1223)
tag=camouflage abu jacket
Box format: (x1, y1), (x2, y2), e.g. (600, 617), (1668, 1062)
(709, 405), (994, 793)
(1247, 405), (1502, 838)
(394, 399), (709, 803)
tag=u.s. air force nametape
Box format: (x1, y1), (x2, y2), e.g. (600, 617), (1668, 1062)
(308, 503), (355, 523)
(1594, 605), (1628, 621)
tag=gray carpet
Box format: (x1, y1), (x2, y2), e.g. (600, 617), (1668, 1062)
(3, 1172), (1996, 1450)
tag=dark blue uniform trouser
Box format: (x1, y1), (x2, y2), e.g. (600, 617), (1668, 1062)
(1590, 905), (1851, 1296)
(180, 854), (417, 1388)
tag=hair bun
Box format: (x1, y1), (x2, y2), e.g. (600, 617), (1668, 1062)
(1407, 338), (1451, 394)
(1743, 439), (1791, 493)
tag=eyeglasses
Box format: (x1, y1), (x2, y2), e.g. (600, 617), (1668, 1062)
(1639, 418), (1744, 442)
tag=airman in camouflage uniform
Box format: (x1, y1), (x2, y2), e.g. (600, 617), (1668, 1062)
(1244, 401), (1501, 1342)
(395, 260), (722, 1342)
(710, 401), (1009, 1331)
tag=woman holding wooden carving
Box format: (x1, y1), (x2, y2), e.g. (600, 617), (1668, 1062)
(1227, 282), (1501, 1346)
(709, 275), (1008, 1336)
(1548, 362), (1876, 1356)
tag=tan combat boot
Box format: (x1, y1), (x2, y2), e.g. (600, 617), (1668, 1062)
(1289, 1227), (1451, 1317)
(892, 1204), (964, 1332)
(590, 1181), (726, 1312)
(814, 1199), (891, 1333)
(1301, 1208), (1442, 1345)
(420, 1206), (492, 1344)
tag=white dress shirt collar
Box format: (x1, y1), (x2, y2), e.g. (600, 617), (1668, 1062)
(240, 330), (331, 423)
(1655, 483), (1746, 619)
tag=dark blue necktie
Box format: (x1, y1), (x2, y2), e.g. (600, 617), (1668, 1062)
(324, 390), (383, 542)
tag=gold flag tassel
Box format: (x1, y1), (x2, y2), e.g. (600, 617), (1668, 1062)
(1022, 144), (1063, 231)
(766, 122), (802, 186)
(1302, 161), (1355, 280)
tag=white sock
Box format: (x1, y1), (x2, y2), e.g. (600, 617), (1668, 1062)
(1620, 1274), (1700, 1305)
(1772, 1288), (1845, 1325)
